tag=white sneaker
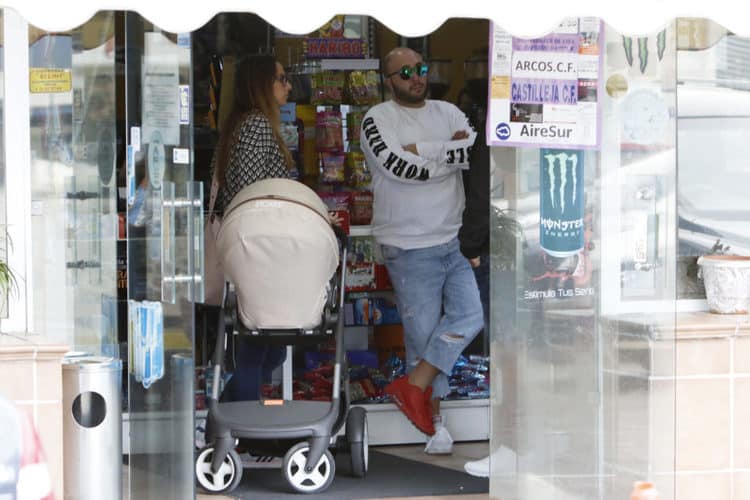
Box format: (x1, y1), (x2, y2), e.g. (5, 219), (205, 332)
(239, 452), (283, 469)
(464, 455), (490, 477)
(424, 417), (454, 455)
(464, 445), (517, 477)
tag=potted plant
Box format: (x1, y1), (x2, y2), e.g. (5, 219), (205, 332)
(490, 206), (523, 272)
(0, 235), (18, 318)
(697, 239), (750, 314)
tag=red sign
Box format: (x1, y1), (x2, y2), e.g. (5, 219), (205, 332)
(304, 38), (366, 59)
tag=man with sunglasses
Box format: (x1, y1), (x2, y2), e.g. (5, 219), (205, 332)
(361, 47), (484, 455)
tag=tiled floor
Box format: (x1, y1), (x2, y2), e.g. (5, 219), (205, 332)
(188, 441), (489, 500)
(375, 441), (490, 474)
(196, 495), (490, 500)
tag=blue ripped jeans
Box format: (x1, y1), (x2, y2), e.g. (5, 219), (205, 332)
(381, 237), (484, 398)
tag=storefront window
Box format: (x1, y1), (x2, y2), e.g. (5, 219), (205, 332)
(0, 9), (7, 320)
(676, 20), (750, 299)
(490, 19), (678, 499)
(27, 13), (118, 354)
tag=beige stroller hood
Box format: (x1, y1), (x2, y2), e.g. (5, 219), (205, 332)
(216, 178), (340, 330)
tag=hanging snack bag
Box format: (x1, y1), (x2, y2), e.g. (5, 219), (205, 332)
(318, 190), (351, 234)
(346, 111), (365, 145)
(346, 151), (371, 189)
(346, 70), (381, 105)
(315, 110), (344, 152)
(311, 71), (345, 105)
(350, 190), (373, 225)
(320, 152), (347, 185)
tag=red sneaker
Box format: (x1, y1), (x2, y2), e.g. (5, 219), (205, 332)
(385, 376), (436, 435)
(424, 385), (434, 418)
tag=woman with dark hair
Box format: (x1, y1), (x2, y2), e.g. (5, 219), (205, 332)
(211, 54), (293, 404)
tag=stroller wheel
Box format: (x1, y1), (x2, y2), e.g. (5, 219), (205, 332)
(346, 407), (369, 478)
(282, 441), (336, 494)
(195, 446), (243, 494)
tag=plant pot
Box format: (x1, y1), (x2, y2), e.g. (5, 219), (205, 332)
(697, 255), (750, 314)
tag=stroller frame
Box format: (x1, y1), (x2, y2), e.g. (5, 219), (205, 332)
(199, 225), (363, 493)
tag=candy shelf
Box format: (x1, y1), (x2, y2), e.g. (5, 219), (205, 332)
(349, 224), (372, 237)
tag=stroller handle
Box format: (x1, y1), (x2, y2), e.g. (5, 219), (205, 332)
(330, 223), (348, 248)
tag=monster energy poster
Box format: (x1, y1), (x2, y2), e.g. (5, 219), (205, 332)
(540, 149), (584, 257)
(488, 17), (603, 150)
(523, 149), (595, 301)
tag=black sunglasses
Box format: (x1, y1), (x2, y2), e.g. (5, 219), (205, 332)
(386, 62), (429, 80)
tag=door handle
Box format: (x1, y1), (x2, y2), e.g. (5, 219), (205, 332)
(161, 181), (204, 303)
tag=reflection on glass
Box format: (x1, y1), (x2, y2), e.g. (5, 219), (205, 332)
(28, 13), (118, 355)
(125, 15), (195, 500)
(490, 20), (677, 500)
(0, 9), (7, 319)
(677, 22), (750, 299)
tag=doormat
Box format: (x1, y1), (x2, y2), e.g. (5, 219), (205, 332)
(231, 449), (489, 499)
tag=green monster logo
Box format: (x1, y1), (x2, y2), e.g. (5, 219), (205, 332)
(622, 29), (668, 74)
(622, 37), (633, 67)
(638, 38), (649, 74)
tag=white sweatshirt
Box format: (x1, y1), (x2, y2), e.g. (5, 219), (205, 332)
(360, 99), (476, 249)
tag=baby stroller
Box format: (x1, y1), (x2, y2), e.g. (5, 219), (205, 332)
(195, 178), (368, 495)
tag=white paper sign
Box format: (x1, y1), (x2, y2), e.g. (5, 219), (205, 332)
(142, 32), (180, 146)
(131, 126), (141, 152)
(172, 148), (190, 165)
(487, 18), (604, 150)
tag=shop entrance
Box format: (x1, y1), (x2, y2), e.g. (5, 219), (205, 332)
(187, 12), (494, 499)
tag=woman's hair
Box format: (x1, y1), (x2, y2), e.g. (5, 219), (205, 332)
(215, 54), (292, 185)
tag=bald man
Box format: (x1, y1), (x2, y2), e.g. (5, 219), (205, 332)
(361, 48), (484, 455)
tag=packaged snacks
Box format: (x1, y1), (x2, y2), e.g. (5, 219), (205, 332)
(346, 263), (375, 291)
(346, 70), (381, 105)
(280, 122), (299, 150)
(346, 152), (371, 190)
(315, 111), (344, 152)
(311, 71), (345, 105)
(318, 190), (351, 234)
(346, 235), (376, 291)
(319, 153), (346, 185)
(346, 111), (365, 145)
(348, 235), (374, 264)
(317, 15), (345, 38)
(349, 190), (373, 225)
(446, 354), (491, 400)
(318, 191), (350, 211)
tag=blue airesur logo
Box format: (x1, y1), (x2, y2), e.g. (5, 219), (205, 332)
(495, 122), (511, 140)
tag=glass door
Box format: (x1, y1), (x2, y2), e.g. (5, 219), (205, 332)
(488, 19), (678, 499)
(123, 12), (200, 499)
(22, 13), (120, 354)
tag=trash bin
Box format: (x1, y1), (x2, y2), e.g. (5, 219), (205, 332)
(169, 353), (195, 500)
(62, 356), (122, 500)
